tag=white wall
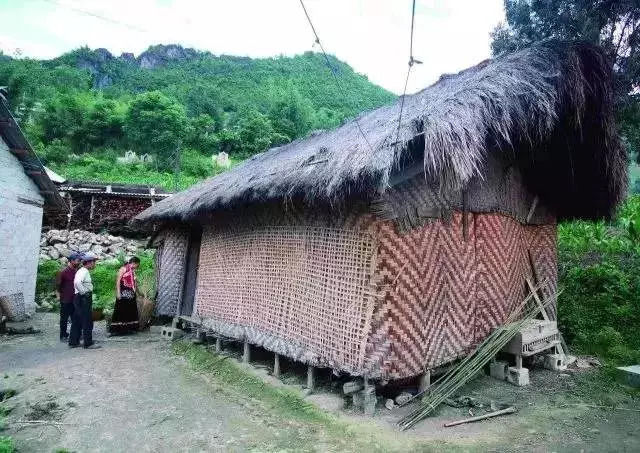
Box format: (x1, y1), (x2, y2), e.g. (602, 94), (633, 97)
(0, 137), (44, 314)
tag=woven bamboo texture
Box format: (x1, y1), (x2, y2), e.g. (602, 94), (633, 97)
(363, 213), (557, 379)
(374, 156), (555, 229)
(154, 227), (189, 316)
(194, 217), (380, 374)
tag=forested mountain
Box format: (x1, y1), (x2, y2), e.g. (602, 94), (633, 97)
(0, 44), (394, 189)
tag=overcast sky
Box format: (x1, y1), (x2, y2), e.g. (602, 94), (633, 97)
(0, 0), (506, 94)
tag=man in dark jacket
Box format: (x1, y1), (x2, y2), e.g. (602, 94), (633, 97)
(56, 252), (81, 341)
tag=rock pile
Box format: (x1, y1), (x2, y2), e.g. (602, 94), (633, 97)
(40, 229), (147, 265)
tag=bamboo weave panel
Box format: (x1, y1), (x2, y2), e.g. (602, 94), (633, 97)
(364, 213), (557, 379)
(195, 224), (378, 373)
(155, 228), (189, 316)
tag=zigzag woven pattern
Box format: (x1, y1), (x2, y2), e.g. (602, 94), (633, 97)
(365, 213), (557, 380)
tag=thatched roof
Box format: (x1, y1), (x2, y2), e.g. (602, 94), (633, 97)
(136, 41), (627, 223)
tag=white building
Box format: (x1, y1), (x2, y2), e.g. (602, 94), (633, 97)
(0, 91), (66, 318)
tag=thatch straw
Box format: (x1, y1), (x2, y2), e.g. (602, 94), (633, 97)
(136, 41), (627, 224)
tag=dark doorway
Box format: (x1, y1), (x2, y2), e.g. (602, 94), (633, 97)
(180, 226), (202, 316)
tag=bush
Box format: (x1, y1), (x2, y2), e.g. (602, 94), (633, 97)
(0, 436), (14, 453)
(558, 195), (640, 365)
(36, 260), (63, 297)
(36, 139), (70, 166)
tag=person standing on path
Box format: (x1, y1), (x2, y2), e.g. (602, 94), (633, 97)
(109, 256), (140, 335)
(69, 253), (101, 349)
(55, 252), (82, 341)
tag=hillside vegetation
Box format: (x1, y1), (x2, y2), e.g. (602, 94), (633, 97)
(0, 44), (394, 189)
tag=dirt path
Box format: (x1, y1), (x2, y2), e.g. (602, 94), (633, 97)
(1, 313), (640, 452)
(1, 314), (331, 452)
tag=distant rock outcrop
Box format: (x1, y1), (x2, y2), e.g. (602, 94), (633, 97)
(137, 44), (202, 69)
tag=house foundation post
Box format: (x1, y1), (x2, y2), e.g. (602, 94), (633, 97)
(243, 341), (251, 363)
(307, 365), (315, 390)
(419, 370), (431, 397)
(273, 354), (281, 378)
(215, 337), (222, 353)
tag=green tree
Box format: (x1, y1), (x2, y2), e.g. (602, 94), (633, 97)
(216, 128), (242, 155)
(491, 0), (640, 155)
(184, 114), (218, 154)
(124, 91), (189, 170)
(82, 98), (126, 149)
(268, 87), (315, 140)
(238, 110), (276, 155)
(37, 92), (94, 152)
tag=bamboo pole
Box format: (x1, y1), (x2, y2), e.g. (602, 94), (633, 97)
(444, 407), (516, 427)
(396, 283), (557, 431)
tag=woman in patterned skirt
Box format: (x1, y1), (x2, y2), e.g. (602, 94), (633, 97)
(109, 256), (140, 335)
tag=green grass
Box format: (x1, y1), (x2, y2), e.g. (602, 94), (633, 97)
(172, 342), (449, 452)
(0, 400), (13, 453)
(0, 437), (14, 453)
(172, 342), (331, 423)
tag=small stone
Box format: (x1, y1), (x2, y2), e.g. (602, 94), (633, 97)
(385, 399), (396, 410)
(53, 243), (70, 256)
(48, 248), (60, 260)
(77, 243), (91, 252)
(395, 391), (413, 406)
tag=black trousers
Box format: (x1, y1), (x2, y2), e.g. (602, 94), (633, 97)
(69, 293), (93, 347)
(59, 302), (74, 339)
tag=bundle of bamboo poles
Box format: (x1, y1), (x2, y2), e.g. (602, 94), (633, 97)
(396, 281), (557, 431)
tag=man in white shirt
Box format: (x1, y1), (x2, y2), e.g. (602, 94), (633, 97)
(69, 253), (101, 349)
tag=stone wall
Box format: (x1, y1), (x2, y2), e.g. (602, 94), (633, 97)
(0, 137), (44, 315)
(40, 229), (146, 264)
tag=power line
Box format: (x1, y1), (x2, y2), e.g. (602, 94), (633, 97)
(41, 0), (149, 33)
(298, 0), (375, 153)
(394, 0), (422, 152)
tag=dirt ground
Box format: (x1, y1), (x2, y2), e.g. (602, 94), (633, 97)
(1, 313), (639, 452)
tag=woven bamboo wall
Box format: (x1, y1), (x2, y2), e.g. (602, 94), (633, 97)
(154, 227), (190, 316)
(363, 213), (557, 379)
(194, 213), (380, 374)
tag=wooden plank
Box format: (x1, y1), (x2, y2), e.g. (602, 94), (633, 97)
(526, 277), (549, 321)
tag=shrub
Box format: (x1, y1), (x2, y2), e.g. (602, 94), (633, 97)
(0, 436), (14, 453)
(558, 195), (640, 365)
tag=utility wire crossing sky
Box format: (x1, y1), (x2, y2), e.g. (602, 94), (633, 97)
(0, 0), (506, 94)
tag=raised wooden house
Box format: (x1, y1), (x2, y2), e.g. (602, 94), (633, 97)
(136, 42), (626, 381)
